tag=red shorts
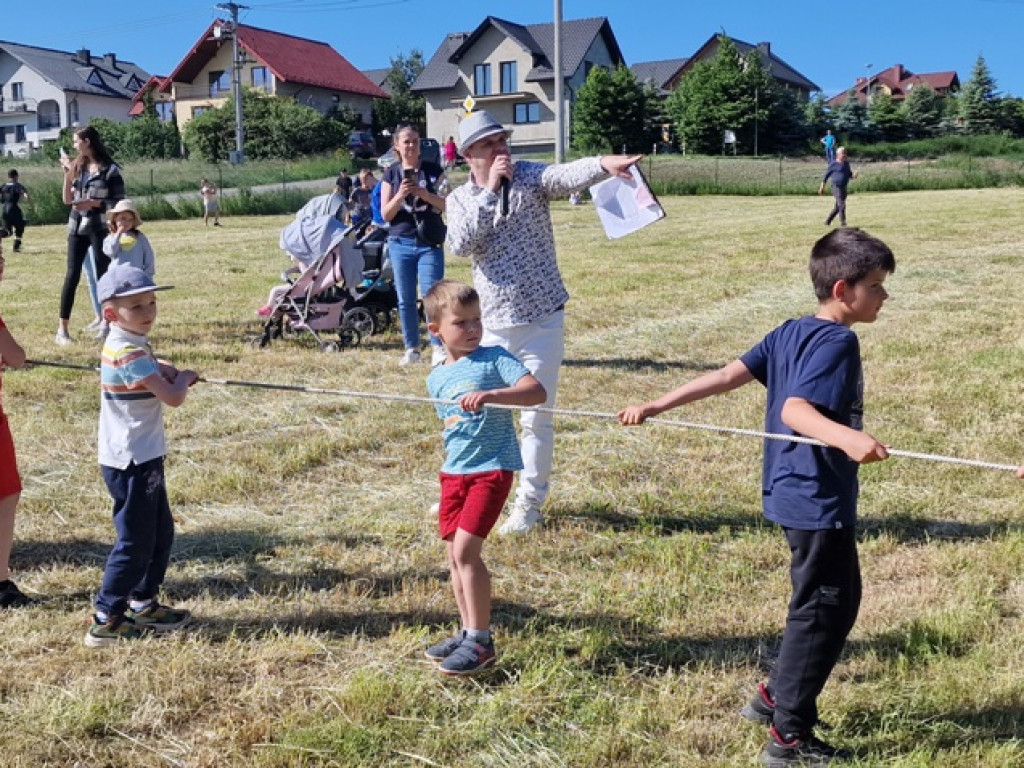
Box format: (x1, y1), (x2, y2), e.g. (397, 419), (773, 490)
(438, 470), (514, 540)
(0, 414), (22, 498)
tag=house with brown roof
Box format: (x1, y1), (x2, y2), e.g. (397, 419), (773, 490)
(411, 15), (624, 154)
(826, 64), (959, 106)
(137, 20), (388, 134)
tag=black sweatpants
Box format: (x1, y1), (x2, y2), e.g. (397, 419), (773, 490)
(61, 227), (109, 321)
(768, 526), (861, 737)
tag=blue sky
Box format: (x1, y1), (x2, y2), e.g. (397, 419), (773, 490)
(3, 0), (1022, 99)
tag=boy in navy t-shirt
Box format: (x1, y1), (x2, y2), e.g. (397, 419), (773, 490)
(619, 227), (896, 766)
(422, 280), (546, 676)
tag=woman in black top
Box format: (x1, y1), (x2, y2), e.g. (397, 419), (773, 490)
(57, 126), (125, 345)
(379, 123), (448, 366)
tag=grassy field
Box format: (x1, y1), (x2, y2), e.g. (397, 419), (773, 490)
(1, 188), (1023, 767)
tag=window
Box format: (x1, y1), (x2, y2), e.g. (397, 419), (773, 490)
(87, 70), (104, 87)
(514, 102), (540, 124)
(155, 102), (174, 123)
(11, 82), (24, 101)
(69, 100), (79, 124)
(500, 61), (517, 94)
(251, 66), (269, 90)
(15, 125), (26, 143)
(474, 64), (491, 96)
(209, 70), (230, 97)
(192, 106), (208, 119)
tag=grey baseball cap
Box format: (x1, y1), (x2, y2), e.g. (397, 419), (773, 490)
(97, 264), (173, 304)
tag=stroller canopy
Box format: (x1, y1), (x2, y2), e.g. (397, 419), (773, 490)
(279, 214), (364, 293)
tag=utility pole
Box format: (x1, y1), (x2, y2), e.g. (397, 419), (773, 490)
(553, 0), (564, 163)
(216, 2), (248, 164)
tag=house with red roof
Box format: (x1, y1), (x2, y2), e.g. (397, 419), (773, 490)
(827, 64), (959, 107)
(134, 20), (388, 134)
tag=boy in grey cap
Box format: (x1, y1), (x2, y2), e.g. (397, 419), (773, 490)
(446, 109), (640, 534)
(85, 265), (197, 647)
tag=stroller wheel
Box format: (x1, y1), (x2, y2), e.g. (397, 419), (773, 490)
(343, 306), (376, 336)
(373, 307), (393, 332)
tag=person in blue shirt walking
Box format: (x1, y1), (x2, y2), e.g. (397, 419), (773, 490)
(422, 279), (546, 676)
(819, 147), (858, 227)
(619, 227), (895, 767)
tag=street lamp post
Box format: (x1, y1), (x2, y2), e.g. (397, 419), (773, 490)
(864, 63), (873, 104)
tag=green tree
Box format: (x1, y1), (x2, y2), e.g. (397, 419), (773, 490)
(803, 93), (830, 142)
(902, 83), (945, 139)
(665, 36), (803, 155)
(372, 51), (426, 136)
(182, 89), (348, 162)
(831, 93), (877, 142)
(958, 54), (999, 135)
(996, 97), (1024, 137)
(571, 65), (647, 154)
(868, 92), (906, 142)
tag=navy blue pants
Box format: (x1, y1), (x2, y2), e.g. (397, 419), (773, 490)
(96, 457), (174, 617)
(767, 526), (861, 737)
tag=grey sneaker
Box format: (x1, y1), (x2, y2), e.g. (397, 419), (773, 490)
(425, 630), (465, 662)
(84, 614), (145, 647)
(438, 636), (496, 676)
(399, 348), (421, 366)
(126, 602), (191, 632)
(761, 726), (850, 767)
(498, 502), (543, 535)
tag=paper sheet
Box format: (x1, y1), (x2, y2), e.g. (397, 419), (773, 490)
(589, 165), (666, 239)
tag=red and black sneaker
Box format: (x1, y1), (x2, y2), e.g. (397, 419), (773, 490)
(760, 726), (851, 767)
(741, 682), (776, 725)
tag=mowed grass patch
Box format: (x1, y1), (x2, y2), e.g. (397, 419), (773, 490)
(0, 188), (1023, 766)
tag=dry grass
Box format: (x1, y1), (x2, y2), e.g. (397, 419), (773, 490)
(1, 188), (1023, 766)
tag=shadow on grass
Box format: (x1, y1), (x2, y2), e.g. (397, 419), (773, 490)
(563, 356), (722, 373)
(847, 703), (1024, 753)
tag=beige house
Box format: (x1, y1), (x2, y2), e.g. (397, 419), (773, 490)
(412, 16), (624, 155)
(133, 20), (388, 135)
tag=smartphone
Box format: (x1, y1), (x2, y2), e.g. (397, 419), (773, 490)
(59, 146), (68, 159)
(403, 168), (417, 184)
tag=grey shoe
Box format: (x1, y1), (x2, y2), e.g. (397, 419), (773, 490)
(424, 630), (465, 662)
(438, 636), (496, 676)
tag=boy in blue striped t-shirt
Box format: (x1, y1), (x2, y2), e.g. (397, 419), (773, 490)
(87, 265), (197, 648)
(423, 280), (546, 676)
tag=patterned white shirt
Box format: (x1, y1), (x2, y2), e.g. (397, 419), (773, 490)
(445, 157), (607, 329)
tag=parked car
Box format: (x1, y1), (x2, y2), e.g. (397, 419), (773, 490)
(377, 138), (443, 170)
(348, 130), (375, 159)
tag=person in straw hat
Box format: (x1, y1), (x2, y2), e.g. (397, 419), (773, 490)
(97, 200), (155, 340)
(445, 107), (641, 535)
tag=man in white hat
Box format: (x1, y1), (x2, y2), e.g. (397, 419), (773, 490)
(446, 109), (640, 534)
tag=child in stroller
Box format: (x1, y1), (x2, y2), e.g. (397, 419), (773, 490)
(256, 201), (397, 351)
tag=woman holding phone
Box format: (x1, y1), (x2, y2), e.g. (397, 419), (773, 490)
(380, 122), (447, 366)
(56, 126), (125, 345)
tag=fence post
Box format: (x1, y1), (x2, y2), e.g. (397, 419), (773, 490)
(150, 168), (155, 198)
(715, 157), (719, 190)
(779, 155), (783, 192)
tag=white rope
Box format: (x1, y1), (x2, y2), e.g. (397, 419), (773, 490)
(24, 359), (1020, 473)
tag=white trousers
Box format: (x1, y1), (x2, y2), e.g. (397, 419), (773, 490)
(482, 310), (564, 510)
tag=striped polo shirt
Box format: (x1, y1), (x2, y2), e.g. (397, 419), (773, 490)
(98, 326), (164, 469)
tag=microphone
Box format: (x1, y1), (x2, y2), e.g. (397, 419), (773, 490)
(499, 177), (510, 217)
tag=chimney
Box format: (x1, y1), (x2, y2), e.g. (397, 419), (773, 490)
(103, 53), (117, 70)
(76, 48), (91, 65)
(757, 41), (771, 57)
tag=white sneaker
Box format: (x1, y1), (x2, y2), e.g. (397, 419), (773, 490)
(55, 328), (72, 347)
(399, 348), (421, 366)
(498, 502), (543, 535)
(94, 322), (110, 341)
(430, 346), (447, 367)
(428, 501), (440, 516)
(83, 318), (102, 332)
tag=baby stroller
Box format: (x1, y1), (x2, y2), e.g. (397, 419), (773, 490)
(257, 211), (396, 351)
